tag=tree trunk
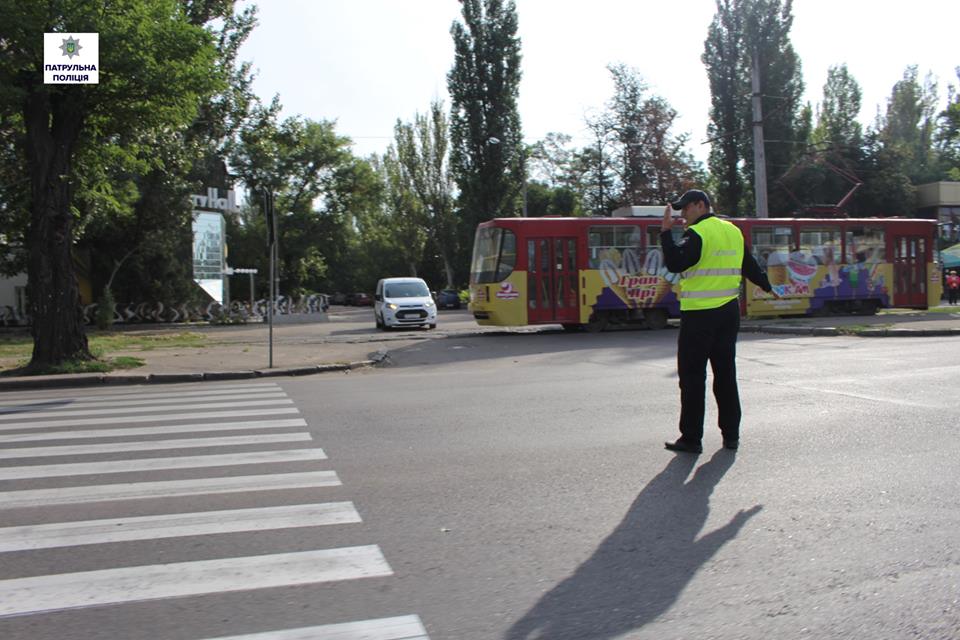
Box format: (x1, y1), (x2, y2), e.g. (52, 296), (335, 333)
(23, 88), (92, 369)
(442, 254), (456, 289)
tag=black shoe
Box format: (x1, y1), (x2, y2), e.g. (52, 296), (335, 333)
(664, 439), (703, 454)
(723, 439), (739, 450)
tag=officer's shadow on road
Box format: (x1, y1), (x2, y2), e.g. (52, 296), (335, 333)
(505, 451), (761, 640)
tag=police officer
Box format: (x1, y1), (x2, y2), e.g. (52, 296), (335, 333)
(660, 190), (774, 454)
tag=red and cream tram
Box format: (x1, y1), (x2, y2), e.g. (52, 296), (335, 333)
(468, 215), (941, 330)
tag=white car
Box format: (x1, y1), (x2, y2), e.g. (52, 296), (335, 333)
(374, 277), (437, 330)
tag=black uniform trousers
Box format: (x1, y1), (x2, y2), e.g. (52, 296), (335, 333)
(677, 298), (742, 445)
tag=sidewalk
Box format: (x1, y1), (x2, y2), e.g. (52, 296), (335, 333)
(3, 304), (960, 391)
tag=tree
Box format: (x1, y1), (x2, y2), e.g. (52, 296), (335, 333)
(852, 67), (940, 217)
(230, 110), (365, 297)
(376, 146), (429, 278)
(779, 66), (864, 212)
(0, 0), (218, 369)
(936, 68), (960, 180)
(582, 65), (704, 213)
(703, 0), (747, 213)
(448, 0), (523, 273)
(394, 101), (459, 287)
(813, 64), (863, 152)
(703, 0), (805, 215)
(879, 66), (939, 184)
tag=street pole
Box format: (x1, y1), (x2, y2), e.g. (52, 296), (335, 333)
(264, 189), (276, 369)
(751, 50), (769, 218)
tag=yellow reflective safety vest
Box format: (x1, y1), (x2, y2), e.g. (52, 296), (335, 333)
(679, 216), (744, 311)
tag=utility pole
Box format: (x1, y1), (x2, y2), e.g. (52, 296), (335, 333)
(751, 50), (769, 218)
(597, 135), (605, 216)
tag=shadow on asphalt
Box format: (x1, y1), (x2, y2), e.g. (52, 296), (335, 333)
(381, 328), (680, 369)
(505, 451), (761, 640)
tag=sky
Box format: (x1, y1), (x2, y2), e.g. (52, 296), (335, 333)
(236, 1), (959, 166)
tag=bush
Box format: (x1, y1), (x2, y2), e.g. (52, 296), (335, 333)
(96, 288), (116, 330)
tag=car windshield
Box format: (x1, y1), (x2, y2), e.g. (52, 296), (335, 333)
(385, 282), (430, 298)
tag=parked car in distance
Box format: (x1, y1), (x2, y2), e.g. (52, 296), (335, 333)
(331, 292), (347, 305)
(350, 292), (373, 306)
(375, 277), (437, 330)
(436, 289), (461, 310)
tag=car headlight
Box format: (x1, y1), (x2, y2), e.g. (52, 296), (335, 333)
(386, 303), (398, 310)
(424, 300), (435, 307)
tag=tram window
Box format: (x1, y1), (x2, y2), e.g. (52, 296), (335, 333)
(471, 227), (517, 283)
(647, 225), (685, 247)
(496, 231), (516, 280)
(751, 226), (793, 268)
(845, 227), (885, 264)
(588, 225), (641, 269)
(799, 227), (840, 265)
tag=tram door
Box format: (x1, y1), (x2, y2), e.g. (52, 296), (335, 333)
(892, 235), (927, 307)
(527, 237), (579, 324)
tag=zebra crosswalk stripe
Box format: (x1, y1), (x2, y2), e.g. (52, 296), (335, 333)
(0, 448), (327, 481)
(0, 391), (287, 414)
(0, 384), (283, 407)
(0, 418), (309, 443)
(0, 432), (312, 459)
(0, 470), (341, 509)
(0, 502), (362, 552)
(0, 398), (294, 422)
(0, 407), (301, 431)
(0, 545), (393, 618)
(198, 615), (430, 639)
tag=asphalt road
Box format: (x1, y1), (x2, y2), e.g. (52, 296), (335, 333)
(1, 330), (959, 639)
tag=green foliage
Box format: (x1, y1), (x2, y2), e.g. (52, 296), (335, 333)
(392, 100), (459, 287)
(448, 0), (524, 274)
(229, 108), (384, 295)
(0, 0), (228, 366)
(96, 287), (115, 330)
(703, 0), (805, 214)
(937, 71), (960, 178)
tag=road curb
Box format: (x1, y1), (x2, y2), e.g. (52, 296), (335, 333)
(0, 358), (381, 392)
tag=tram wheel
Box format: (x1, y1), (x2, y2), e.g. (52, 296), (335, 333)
(643, 309), (668, 330)
(585, 314), (608, 333)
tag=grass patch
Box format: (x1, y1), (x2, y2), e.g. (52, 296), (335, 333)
(88, 331), (208, 352)
(836, 323), (893, 335)
(5, 355), (147, 376)
(0, 331), (202, 375)
(0, 331), (207, 359)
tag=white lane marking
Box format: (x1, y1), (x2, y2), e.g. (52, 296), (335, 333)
(0, 502), (361, 552)
(0, 384), (282, 407)
(0, 398), (294, 422)
(0, 418), (308, 443)
(0, 433), (313, 459)
(0, 471), (341, 509)
(0, 407), (301, 431)
(0, 392), (287, 414)
(0, 449), (326, 481)
(199, 615), (430, 639)
(0, 545), (393, 618)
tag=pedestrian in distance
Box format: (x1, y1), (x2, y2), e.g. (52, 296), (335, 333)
(946, 270), (960, 305)
(660, 189), (776, 454)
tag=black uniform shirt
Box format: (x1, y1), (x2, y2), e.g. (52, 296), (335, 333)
(660, 213), (773, 292)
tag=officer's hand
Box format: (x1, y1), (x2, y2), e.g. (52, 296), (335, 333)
(662, 204), (673, 230)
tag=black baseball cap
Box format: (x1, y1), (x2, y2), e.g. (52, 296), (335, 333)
(670, 189), (711, 210)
